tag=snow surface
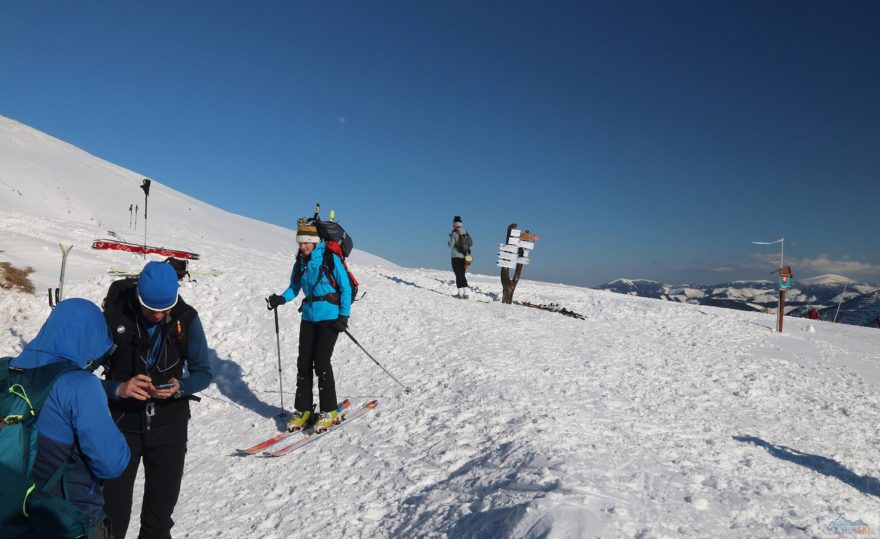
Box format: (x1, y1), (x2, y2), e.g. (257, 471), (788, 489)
(2, 117), (880, 537)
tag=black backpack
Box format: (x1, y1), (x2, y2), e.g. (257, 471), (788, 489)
(314, 219), (354, 258)
(457, 232), (473, 254)
(163, 257), (189, 281)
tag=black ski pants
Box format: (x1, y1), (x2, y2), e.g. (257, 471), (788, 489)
(294, 319), (339, 413)
(451, 257), (469, 288)
(103, 421), (188, 539)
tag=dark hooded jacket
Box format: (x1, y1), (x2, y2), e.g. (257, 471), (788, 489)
(9, 299), (130, 529)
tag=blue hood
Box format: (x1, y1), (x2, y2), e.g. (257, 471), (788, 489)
(12, 298), (112, 370)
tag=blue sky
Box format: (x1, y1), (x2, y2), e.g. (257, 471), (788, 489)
(2, 1), (878, 286)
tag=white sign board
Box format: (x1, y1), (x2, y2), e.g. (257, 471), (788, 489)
(496, 228), (537, 269)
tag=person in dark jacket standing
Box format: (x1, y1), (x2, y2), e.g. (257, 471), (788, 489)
(100, 261), (213, 539)
(448, 215), (471, 299)
(9, 298), (130, 539)
(267, 218), (351, 433)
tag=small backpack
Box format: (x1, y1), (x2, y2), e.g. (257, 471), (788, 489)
(457, 232), (473, 254)
(0, 358), (93, 537)
(163, 257), (190, 281)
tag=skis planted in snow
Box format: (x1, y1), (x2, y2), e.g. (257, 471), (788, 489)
(49, 244), (73, 309)
(236, 399), (350, 455)
(262, 400), (379, 458)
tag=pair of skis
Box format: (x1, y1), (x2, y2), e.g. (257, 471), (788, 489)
(237, 399), (378, 458)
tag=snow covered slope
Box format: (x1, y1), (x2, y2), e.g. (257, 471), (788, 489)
(0, 114), (392, 291)
(2, 117), (879, 537)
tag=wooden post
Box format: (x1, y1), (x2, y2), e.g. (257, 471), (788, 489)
(777, 289), (785, 332)
(500, 223), (524, 304)
(771, 265), (792, 333)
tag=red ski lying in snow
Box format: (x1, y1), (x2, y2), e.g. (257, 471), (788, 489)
(91, 239), (200, 260)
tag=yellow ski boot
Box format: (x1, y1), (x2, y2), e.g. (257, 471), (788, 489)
(287, 409), (311, 432)
(314, 410), (339, 432)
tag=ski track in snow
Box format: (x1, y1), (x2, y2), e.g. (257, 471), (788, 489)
(3, 227), (879, 538)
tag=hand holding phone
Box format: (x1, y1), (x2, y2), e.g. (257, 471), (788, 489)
(149, 378), (180, 399)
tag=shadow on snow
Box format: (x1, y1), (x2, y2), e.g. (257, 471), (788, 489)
(389, 442), (564, 538)
(733, 435), (880, 498)
(210, 348), (289, 432)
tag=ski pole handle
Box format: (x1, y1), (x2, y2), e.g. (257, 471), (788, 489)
(266, 298), (280, 331)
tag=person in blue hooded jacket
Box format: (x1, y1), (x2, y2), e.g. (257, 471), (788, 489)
(267, 218), (351, 432)
(10, 298), (130, 538)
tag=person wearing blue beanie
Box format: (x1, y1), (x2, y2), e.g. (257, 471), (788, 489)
(136, 261), (179, 311)
(99, 260), (213, 539)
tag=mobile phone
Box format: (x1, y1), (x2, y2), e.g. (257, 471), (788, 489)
(155, 383), (174, 390)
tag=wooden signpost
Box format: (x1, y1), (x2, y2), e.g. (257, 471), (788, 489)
(498, 224), (538, 304)
(772, 265), (792, 333)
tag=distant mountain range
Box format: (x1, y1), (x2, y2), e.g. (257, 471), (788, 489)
(596, 274), (880, 327)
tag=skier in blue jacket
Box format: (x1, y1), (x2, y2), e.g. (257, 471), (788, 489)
(10, 298), (130, 538)
(268, 218), (351, 432)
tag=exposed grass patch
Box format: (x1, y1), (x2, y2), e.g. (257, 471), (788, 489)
(0, 262), (36, 294)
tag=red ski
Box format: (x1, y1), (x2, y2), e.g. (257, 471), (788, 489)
(92, 239), (200, 260)
(236, 399), (350, 456)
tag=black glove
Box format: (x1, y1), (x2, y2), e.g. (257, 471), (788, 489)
(267, 294), (286, 309)
(330, 315), (349, 333)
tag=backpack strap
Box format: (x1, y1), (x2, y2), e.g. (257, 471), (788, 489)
(40, 440), (80, 499)
(303, 250), (340, 305)
(4, 361), (78, 425)
(300, 294), (340, 306)
(318, 249), (338, 292)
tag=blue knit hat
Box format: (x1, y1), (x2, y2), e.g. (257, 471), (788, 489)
(137, 261), (179, 310)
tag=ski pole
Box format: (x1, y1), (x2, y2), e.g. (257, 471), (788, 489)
(344, 330), (412, 394)
(266, 298), (287, 417)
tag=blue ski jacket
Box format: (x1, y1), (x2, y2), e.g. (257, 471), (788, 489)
(280, 241), (352, 322)
(10, 299), (130, 529)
